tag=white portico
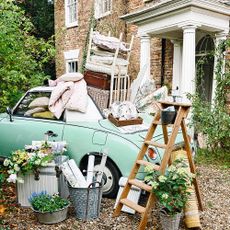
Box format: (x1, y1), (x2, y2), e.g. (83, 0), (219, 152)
(121, 0), (230, 101)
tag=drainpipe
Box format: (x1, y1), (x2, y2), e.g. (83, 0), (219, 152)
(161, 38), (166, 86)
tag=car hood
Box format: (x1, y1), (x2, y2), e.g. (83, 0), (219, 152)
(0, 113), (7, 121)
(97, 113), (165, 148)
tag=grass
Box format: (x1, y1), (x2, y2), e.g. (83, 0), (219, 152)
(195, 148), (230, 169)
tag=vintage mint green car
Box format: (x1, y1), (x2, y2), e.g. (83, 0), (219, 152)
(0, 86), (183, 197)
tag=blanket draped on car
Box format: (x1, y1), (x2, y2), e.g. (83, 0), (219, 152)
(49, 79), (88, 119)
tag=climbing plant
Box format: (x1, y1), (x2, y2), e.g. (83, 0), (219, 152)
(189, 38), (230, 150)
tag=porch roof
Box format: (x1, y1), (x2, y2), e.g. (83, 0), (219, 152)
(121, 0), (230, 39)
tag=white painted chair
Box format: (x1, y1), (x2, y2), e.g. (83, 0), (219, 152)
(86, 28), (134, 106)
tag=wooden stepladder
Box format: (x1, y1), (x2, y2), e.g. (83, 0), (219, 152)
(113, 101), (203, 230)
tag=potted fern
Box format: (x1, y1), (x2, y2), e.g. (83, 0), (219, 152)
(29, 191), (70, 224)
(144, 158), (194, 230)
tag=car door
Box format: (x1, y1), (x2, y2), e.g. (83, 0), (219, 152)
(0, 90), (65, 158)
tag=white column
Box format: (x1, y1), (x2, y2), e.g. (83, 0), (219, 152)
(181, 25), (197, 101)
(211, 32), (227, 102)
(140, 34), (151, 81)
(171, 40), (182, 94)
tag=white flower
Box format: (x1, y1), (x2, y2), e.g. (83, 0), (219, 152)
(151, 181), (159, 189)
(177, 168), (186, 175)
(41, 162), (48, 167)
(14, 164), (20, 172)
(7, 174), (17, 183)
(8, 169), (15, 175)
(37, 152), (45, 158)
(28, 152), (36, 159)
(168, 165), (176, 172)
(3, 159), (10, 167)
(158, 175), (167, 183)
(34, 159), (41, 165)
(162, 193), (169, 199)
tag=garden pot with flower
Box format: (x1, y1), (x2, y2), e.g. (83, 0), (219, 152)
(29, 191), (70, 224)
(144, 158), (194, 230)
(2, 142), (65, 206)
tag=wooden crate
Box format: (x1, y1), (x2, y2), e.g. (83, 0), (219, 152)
(84, 70), (110, 90)
(108, 114), (143, 127)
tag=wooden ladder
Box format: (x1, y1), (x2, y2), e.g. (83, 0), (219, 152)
(113, 101), (203, 230)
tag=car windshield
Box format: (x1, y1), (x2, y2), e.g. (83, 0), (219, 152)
(13, 91), (60, 120)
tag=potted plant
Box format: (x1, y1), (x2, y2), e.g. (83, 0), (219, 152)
(144, 158), (194, 230)
(3, 146), (54, 183)
(29, 191), (70, 224)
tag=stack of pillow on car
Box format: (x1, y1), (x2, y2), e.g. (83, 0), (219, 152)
(24, 97), (55, 119)
(85, 31), (129, 76)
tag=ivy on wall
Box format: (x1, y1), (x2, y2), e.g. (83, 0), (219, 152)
(189, 38), (230, 150)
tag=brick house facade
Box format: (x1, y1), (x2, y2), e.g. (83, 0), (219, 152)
(54, 0), (173, 88)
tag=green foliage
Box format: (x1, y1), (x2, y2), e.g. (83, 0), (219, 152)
(144, 159), (194, 216)
(17, 0), (54, 40)
(3, 144), (54, 183)
(0, 0), (55, 112)
(195, 148), (230, 169)
(29, 191), (69, 213)
(189, 38), (230, 150)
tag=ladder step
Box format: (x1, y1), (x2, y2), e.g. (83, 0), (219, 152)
(120, 198), (146, 213)
(145, 140), (167, 149)
(129, 179), (152, 192)
(136, 160), (160, 171)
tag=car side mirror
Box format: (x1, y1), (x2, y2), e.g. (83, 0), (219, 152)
(6, 107), (13, 122)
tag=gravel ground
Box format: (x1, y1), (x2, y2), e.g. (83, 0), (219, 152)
(1, 165), (230, 230)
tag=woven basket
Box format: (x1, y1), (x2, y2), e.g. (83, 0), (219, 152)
(69, 182), (103, 221)
(159, 210), (182, 230)
(87, 86), (109, 111)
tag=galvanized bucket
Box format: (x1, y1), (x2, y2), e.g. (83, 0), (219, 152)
(32, 204), (69, 224)
(69, 182), (103, 221)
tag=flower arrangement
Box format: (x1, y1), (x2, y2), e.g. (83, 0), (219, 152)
(29, 191), (70, 213)
(144, 158), (194, 216)
(3, 142), (55, 183)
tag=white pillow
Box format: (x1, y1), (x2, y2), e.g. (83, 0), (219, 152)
(24, 107), (46, 116)
(59, 72), (83, 82)
(28, 97), (49, 109)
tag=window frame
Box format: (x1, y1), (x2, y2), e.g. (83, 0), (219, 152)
(95, 0), (112, 19)
(66, 59), (78, 73)
(65, 0), (78, 28)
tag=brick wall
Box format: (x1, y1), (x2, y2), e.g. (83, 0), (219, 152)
(54, 0), (173, 88)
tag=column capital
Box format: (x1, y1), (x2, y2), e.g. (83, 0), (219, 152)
(171, 39), (182, 45)
(140, 33), (151, 40)
(215, 31), (228, 40)
(178, 22), (201, 32)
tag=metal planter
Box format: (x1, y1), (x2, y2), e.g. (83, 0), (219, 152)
(32, 205), (69, 224)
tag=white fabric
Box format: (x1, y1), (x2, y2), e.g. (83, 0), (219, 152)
(90, 55), (129, 66)
(85, 62), (127, 76)
(59, 72), (84, 82)
(28, 97), (49, 109)
(24, 107), (46, 116)
(92, 31), (129, 52)
(49, 79), (88, 119)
